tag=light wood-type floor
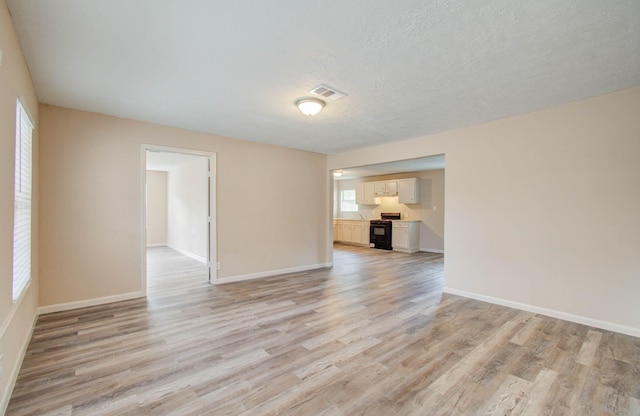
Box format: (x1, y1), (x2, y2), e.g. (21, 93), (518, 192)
(7, 245), (640, 415)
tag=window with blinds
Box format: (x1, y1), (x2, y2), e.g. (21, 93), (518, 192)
(340, 189), (358, 212)
(13, 99), (34, 301)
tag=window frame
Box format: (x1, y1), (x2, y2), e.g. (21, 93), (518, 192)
(340, 189), (358, 213)
(12, 98), (34, 302)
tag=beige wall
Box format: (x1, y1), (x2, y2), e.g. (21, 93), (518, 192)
(146, 170), (167, 246)
(39, 105), (329, 306)
(167, 157), (208, 260)
(329, 86), (640, 336)
(0, 0), (40, 411)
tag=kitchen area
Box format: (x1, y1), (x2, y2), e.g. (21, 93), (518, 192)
(332, 157), (445, 254)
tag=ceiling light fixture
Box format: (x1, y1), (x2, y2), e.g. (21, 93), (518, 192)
(333, 170), (343, 177)
(296, 98), (325, 116)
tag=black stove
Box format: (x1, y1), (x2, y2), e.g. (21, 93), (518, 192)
(370, 212), (401, 223)
(369, 213), (401, 250)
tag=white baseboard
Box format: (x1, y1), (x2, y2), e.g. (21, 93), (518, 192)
(146, 243), (166, 247)
(394, 247), (420, 253)
(217, 263), (333, 285)
(0, 310), (39, 415)
(167, 245), (207, 264)
(38, 291), (144, 315)
(420, 248), (444, 253)
(443, 287), (640, 338)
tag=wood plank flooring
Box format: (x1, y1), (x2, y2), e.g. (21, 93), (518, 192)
(6, 244), (640, 415)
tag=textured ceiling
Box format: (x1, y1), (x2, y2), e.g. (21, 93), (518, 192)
(6, 0), (640, 154)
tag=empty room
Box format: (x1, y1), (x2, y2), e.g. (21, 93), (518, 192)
(1, 1), (639, 415)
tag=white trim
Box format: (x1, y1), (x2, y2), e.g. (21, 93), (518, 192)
(393, 247), (420, 253)
(420, 248), (444, 253)
(140, 149), (148, 297)
(0, 310), (38, 416)
(37, 292), (144, 315)
(208, 153), (217, 283)
(217, 263), (333, 285)
(0, 282), (31, 340)
(168, 245), (207, 264)
(12, 99), (34, 302)
(146, 243), (166, 248)
(443, 287), (640, 338)
(16, 96), (35, 128)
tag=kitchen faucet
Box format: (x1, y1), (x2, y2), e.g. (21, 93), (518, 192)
(357, 213), (365, 219)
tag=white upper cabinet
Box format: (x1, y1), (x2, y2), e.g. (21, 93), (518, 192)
(363, 182), (377, 204)
(357, 177), (418, 202)
(398, 178), (420, 204)
(374, 180), (398, 196)
(356, 182), (379, 204)
(373, 181), (386, 195)
(355, 183), (365, 205)
(386, 180), (398, 195)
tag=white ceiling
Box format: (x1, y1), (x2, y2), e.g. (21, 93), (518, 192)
(6, 1), (640, 154)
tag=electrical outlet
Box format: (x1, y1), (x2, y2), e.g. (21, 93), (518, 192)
(432, 206), (437, 211)
(216, 262), (221, 270)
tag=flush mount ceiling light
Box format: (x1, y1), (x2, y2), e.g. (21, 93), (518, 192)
(333, 170), (343, 177)
(296, 98), (325, 116)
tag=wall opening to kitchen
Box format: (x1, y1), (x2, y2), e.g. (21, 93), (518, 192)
(332, 154), (445, 254)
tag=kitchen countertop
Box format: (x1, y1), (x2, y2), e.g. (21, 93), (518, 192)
(334, 218), (420, 222)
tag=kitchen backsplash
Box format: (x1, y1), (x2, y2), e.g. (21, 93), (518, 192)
(341, 196), (422, 220)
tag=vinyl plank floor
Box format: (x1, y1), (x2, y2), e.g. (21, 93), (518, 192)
(6, 244), (640, 415)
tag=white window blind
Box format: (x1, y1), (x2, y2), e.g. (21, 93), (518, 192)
(340, 189), (358, 212)
(13, 99), (34, 301)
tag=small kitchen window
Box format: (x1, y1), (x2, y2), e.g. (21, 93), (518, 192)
(340, 189), (357, 212)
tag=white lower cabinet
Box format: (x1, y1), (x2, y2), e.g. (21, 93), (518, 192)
(361, 224), (370, 245)
(334, 220), (343, 242)
(342, 222), (353, 242)
(351, 222), (363, 244)
(392, 221), (420, 252)
(333, 219), (370, 246)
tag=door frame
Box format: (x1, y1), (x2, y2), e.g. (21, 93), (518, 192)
(140, 144), (218, 295)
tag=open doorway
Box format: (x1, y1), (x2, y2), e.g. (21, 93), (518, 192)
(331, 154), (445, 255)
(141, 145), (217, 294)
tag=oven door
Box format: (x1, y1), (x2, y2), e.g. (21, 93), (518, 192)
(370, 224), (389, 242)
(369, 222), (392, 250)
